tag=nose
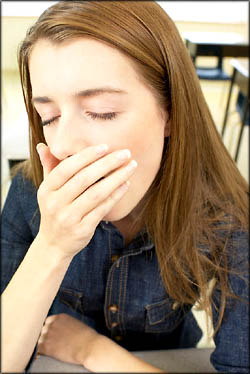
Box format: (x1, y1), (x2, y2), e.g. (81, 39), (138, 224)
(48, 118), (87, 160)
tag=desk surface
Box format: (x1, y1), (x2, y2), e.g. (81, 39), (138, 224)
(183, 32), (247, 46)
(231, 58), (249, 78)
(29, 348), (216, 373)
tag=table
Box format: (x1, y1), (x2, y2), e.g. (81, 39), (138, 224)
(29, 348), (217, 373)
(221, 59), (249, 162)
(184, 32), (248, 60)
(183, 32), (248, 80)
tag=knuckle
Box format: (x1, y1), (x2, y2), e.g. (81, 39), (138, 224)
(60, 313), (68, 319)
(89, 190), (99, 202)
(56, 165), (67, 180)
(107, 194), (115, 205)
(56, 210), (69, 227)
(46, 198), (57, 216)
(57, 208), (77, 229)
(76, 223), (91, 238)
(77, 171), (91, 189)
(99, 196), (114, 216)
(46, 315), (56, 323)
(37, 184), (47, 200)
(56, 313), (64, 321)
(89, 186), (105, 202)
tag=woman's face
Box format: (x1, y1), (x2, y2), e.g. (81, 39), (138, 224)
(29, 38), (170, 224)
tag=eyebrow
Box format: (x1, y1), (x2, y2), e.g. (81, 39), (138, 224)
(31, 87), (128, 104)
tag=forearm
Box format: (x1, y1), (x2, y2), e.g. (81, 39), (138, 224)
(1, 235), (72, 372)
(84, 335), (164, 373)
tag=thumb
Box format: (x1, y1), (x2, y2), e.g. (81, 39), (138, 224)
(36, 143), (60, 179)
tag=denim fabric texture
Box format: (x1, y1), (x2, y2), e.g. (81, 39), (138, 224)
(1, 172), (249, 373)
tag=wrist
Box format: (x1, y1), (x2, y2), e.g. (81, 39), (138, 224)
(82, 333), (107, 370)
(32, 233), (74, 266)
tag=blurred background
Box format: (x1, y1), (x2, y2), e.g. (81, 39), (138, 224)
(1, 0), (249, 350)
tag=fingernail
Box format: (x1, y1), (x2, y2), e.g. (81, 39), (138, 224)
(119, 180), (130, 193)
(116, 149), (131, 160)
(95, 144), (109, 154)
(115, 181), (130, 198)
(36, 143), (43, 155)
(126, 160), (137, 171)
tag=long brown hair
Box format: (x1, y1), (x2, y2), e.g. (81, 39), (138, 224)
(16, 1), (248, 335)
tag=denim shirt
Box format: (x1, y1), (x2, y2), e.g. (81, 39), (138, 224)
(1, 172), (249, 373)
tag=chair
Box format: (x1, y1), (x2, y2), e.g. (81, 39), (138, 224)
(195, 54), (230, 81)
(185, 40), (231, 81)
(221, 59), (249, 162)
(196, 65), (230, 81)
(236, 91), (249, 123)
(234, 90), (249, 162)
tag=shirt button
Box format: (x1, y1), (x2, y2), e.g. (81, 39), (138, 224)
(172, 301), (179, 310)
(111, 254), (120, 263)
(111, 322), (119, 328)
(109, 304), (118, 313)
(114, 335), (122, 342)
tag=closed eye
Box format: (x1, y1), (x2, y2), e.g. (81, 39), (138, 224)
(40, 112), (118, 127)
(86, 112), (117, 120)
(41, 116), (60, 127)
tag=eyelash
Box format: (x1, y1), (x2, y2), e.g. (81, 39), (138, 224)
(41, 116), (59, 127)
(86, 112), (117, 121)
(41, 112), (117, 127)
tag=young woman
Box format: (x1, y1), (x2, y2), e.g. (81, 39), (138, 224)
(1, 1), (248, 372)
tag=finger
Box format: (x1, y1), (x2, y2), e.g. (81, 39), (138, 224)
(46, 314), (59, 322)
(43, 144), (109, 191)
(71, 159), (137, 219)
(43, 314), (58, 326)
(36, 143), (60, 179)
(40, 323), (50, 336)
(37, 340), (46, 356)
(37, 333), (47, 354)
(37, 334), (45, 346)
(79, 180), (131, 232)
(57, 149), (132, 204)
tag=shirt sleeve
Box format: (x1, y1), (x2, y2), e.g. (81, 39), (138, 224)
(1, 172), (40, 372)
(1, 172), (39, 293)
(210, 229), (249, 373)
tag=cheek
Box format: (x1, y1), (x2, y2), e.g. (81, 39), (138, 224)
(43, 128), (51, 146)
(130, 120), (165, 168)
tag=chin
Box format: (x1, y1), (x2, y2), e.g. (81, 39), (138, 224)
(102, 196), (135, 222)
(103, 207), (131, 223)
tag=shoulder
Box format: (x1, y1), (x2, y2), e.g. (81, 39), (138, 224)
(210, 229), (249, 372)
(6, 170), (38, 205)
(2, 171), (39, 236)
(10, 169), (37, 193)
(226, 228), (249, 272)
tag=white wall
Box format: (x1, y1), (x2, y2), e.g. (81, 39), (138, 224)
(2, 1), (58, 16)
(3, 1), (248, 23)
(157, 1), (248, 23)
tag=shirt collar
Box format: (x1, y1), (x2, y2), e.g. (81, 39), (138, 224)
(100, 220), (154, 252)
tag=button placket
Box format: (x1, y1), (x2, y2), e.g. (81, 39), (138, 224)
(105, 255), (129, 338)
(111, 254), (120, 264)
(109, 304), (119, 313)
(108, 303), (120, 332)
